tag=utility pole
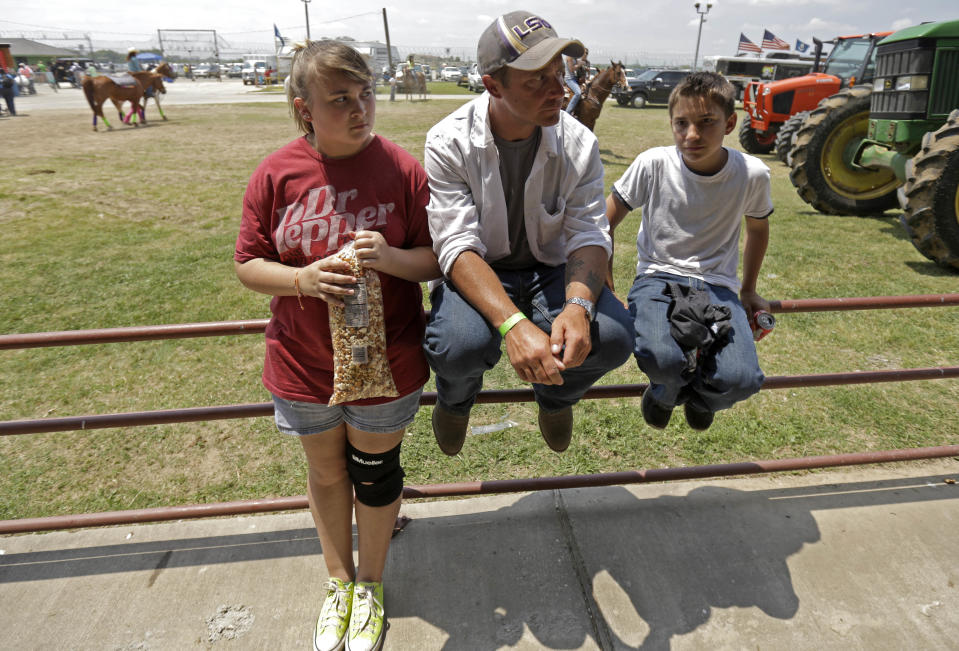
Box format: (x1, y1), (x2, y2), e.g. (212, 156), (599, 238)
(382, 7), (394, 71)
(692, 2), (712, 71)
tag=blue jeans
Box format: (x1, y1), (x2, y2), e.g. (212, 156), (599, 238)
(627, 273), (764, 413)
(565, 74), (582, 114)
(272, 388), (423, 436)
(424, 264), (633, 414)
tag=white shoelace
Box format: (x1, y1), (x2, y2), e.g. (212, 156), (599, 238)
(351, 585), (383, 635)
(318, 580), (351, 629)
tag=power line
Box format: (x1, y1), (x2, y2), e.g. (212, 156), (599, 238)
(0, 19), (149, 38)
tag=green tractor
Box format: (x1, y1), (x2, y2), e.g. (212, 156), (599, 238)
(788, 19), (959, 270)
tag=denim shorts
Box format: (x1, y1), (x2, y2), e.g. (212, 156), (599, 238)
(271, 388), (423, 436)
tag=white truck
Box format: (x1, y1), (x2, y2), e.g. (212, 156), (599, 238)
(240, 53), (290, 85)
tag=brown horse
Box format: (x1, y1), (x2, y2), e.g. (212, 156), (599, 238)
(82, 73), (146, 131)
(397, 64), (427, 101)
(126, 62), (177, 122)
(564, 61), (628, 132)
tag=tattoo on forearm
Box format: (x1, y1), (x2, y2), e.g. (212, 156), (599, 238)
(565, 257), (585, 284)
(565, 255), (604, 298)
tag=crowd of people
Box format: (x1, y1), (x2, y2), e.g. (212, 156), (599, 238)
(235, 8), (772, 651)
(0, 60), (53, 116)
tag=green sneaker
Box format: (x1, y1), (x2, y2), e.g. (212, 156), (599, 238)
(313, 577), (353, 651)
(348, 581), (385, 651)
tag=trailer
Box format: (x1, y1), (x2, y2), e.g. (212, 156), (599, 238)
(702, 54), (815, 100)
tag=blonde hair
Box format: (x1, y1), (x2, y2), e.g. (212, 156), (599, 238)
(287, 40), (374, 134)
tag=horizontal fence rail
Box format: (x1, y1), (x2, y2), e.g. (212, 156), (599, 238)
(2, 293), (957, 533)
(2, 294), (958, 350)
(3, 445), (958, 534)
(2, 368), (959, 436)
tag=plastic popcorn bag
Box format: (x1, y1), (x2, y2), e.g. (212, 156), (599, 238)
(328, 242), (398, 405)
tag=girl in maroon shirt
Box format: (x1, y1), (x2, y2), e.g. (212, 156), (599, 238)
(234, 41), (438, 651)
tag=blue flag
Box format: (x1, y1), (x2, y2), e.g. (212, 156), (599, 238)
(274, 24), (286, 47)
(795, 39), (810, 53)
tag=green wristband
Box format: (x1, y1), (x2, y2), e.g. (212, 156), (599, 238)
(498, 312), (527, 337)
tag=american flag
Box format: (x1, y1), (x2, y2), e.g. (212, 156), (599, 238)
(737, 33), (761, 54)
(762, 30), (790, 51)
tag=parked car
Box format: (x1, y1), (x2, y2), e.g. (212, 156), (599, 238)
(440, 66), (462, 83)
(193, 64), (219, 79)
(227, 63), (243, 78)
(456, 66), (470, 86)
(611, 68), (689, 108)
(467, 63), (483, 93)
(52, 57), (94, 84)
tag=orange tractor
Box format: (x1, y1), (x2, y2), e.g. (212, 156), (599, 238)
(740, 31), (892, 161)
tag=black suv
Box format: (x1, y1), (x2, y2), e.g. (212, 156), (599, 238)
(613, 69), (689, 108)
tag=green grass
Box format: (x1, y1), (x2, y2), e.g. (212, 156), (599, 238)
(0, 100), (957, 520)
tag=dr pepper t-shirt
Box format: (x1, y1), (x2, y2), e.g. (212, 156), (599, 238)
(235, 135), (432, 404)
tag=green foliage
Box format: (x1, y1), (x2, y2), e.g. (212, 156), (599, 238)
(0, 101), (956, 520)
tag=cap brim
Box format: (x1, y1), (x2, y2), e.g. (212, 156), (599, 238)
(507, 38), (584, 72)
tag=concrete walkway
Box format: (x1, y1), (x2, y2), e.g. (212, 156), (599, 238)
(10, 79), (474, 113)
(3, 460), (958, 650)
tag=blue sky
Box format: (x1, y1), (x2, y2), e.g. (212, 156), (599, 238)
(1, 1), (955, 64)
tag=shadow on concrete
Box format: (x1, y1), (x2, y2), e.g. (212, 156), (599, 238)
(2, 473), (956, 650)
(388, 473), (957, 650)
(0, 527), (322, 584)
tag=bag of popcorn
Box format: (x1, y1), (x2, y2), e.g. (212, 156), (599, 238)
(327, 242), (398, 405)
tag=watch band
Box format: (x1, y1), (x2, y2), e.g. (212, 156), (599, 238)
(565, 297), (595, 321)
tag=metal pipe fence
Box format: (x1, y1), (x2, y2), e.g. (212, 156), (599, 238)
(1, 293), (956, 533)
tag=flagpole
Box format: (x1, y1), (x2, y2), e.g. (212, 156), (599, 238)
(301, 0), (312, 41)
(692, 2), (712, 71)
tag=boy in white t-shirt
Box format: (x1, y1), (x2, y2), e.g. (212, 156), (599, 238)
(605, 71), (773, 431)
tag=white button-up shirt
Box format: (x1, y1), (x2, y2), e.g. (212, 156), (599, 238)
(424, 93), (612, 286)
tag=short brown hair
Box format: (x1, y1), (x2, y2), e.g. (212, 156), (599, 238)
(668, 71), (736, 118)
(286, 40), (374, 134)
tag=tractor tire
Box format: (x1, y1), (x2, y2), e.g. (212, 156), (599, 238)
(738, 119), (778, 154)
(788, 86), (899, 216)
(775, 111), (808, 165)
(897, 109), (959, 271)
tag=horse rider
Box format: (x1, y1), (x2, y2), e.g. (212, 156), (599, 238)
(127, 48), (143, 73)
(564, 46), (590, 115)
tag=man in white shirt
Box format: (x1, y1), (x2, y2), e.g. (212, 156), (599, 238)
(423, 10), (633, 456)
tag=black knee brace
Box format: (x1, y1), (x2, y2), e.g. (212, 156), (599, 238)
(345, 442), (404, 507)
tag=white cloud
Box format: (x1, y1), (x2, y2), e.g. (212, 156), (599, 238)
(891, 18), (913, 30)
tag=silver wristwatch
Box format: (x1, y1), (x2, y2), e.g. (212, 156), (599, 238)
(565, 297), (596, 321)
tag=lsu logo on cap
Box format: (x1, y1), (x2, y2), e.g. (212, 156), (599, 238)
(511, 15), (552, 40)
(498, 14), (553, 55)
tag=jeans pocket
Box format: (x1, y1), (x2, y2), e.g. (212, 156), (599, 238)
(529, 298), (555, 328)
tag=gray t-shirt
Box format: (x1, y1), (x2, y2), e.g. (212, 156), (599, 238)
(489, 128), (541, 270)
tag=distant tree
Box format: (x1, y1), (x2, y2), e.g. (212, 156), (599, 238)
(93, 49), (124, 63)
